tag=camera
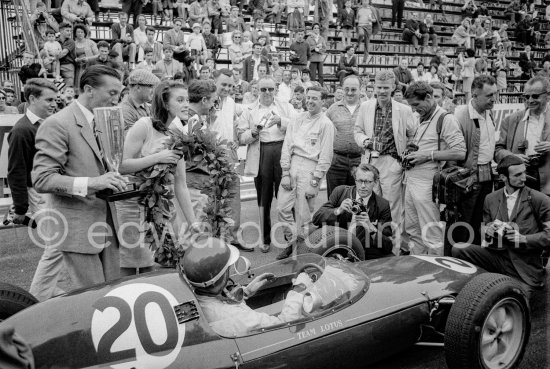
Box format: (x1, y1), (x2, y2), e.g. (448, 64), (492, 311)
(351, 200), (367, 215)
(401, 143), (419, 170)
(528, 153), (543, 168)
(491, 219), (513, 238)
(257, 111), (273, 130)
(365, 139), (382, 158)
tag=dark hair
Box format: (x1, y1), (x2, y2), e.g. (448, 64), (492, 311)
(73, 23), (88, 38)
(188, 79), (216, 103)
(150, 80), (186, 132)
(97, 40), (110, 49)
(252, 42), (262, 49)
(471, 75), (496, 92)
(497, 155), (524, 176)
(173, 71), (183, 80)
(312, 22), (320, 29)
(301, 68), (310, 75)
(146, 26), (156, 34)
(24, 78), (57, 101)
(345, 45), (355, 52)
(45, 29), (56, 36)
(217, 68), (232, 78)
(352, 163), (380, 181)
(404, 81), (433, 100)
(143, 46), (153, 54)
(293, 85), (305, 93)
(79, 65), (121, 92)
(306, 85), (327, 100)
(465, 48), (476, 58)
(416, 62), (424, 68)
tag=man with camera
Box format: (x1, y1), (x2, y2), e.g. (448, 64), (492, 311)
(354, 70), (416, 254)
(450, 75), (498, 246)
(237, 77), (296, 253)
(453, 155), (550, 294)
(313, 164), (394, 259)
(495, 76), (550, 197)
(403, 82), (466, 255)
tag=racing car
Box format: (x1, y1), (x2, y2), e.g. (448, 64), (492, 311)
(0, 239), (530, 369)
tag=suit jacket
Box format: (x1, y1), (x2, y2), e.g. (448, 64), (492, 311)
(312, 185), (393, 258)
(483, 187), (550, 287)
(111, 23), (135, 44)
(354, 98), (417, 158)
(495, 109), (550, 195)
(242, 55), (270, 82)
(32, 102), (115, 254)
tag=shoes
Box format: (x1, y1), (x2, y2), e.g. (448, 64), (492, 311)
(231, 241), (254, 252)
(276, 245), (293, 260)
(399, 248), (411, 256)
(260, 244), (271, 253)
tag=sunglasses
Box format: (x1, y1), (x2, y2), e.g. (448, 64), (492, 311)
(523, 92), (547, 100)
(0, 97), (5, 100)
(260, 87), (275, 92)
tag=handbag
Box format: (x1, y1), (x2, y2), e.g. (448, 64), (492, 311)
(432, 113), (479, 205)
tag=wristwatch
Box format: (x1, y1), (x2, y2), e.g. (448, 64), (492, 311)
(310, 179), (319, 187)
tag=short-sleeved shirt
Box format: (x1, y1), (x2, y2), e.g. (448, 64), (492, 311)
(59, 37), (76, 65)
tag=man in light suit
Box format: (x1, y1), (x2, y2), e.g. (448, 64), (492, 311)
(495, 76), (550, 197)
(354, 69), (417, 254)
(32, 65), (126, 290)
(453, 155), (550, 294)
(237, 76), (296, 253)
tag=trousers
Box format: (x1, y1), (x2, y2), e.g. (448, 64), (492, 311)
(28, 188), (65, 301)
(254, 141), (283, 245)
(326, 153), (361, 198)
(405, 169), (444, 255)
(278, 155), (318, 241)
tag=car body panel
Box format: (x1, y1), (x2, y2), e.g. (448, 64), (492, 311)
(0, 255), (484, 369)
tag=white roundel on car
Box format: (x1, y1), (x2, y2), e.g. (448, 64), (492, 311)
(91, 283), (185, 369)
(412, 256), (478, 274)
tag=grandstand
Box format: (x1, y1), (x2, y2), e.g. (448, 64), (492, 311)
(0, 0), (546, 103)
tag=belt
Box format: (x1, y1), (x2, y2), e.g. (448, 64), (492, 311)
(260, 140), (284, 146)
(334, 151), (362, 158)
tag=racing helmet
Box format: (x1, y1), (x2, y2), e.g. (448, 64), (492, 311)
(182, 237), (240, 288)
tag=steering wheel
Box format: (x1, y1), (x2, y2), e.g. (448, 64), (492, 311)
(296, 263), (325, 282)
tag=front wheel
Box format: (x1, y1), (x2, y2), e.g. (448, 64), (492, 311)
(0, 283), (38, 321)
(444, 273), (530, 369)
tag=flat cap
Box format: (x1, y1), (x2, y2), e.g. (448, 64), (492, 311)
(127, 69), (160, 86)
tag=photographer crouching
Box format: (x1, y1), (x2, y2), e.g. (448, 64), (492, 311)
(452, 155), (550, 297)
(312, 164), (394, 259)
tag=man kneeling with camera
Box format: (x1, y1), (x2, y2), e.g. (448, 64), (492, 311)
(312, 164), (394, 259)
(452, 155), (550, 296)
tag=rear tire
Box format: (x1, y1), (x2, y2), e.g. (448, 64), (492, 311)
(0, 283), (38, 320)
(444, 273), (530, 369)
(298, 226), (365, 261)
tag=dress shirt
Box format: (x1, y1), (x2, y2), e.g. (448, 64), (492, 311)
(280, 111), (335, 179)
(277, 82), (292, 103)
(522, 107), (547, 155)
(252, 56), (261, 81)
(504, 188), (519, 219)
(26, 109), (43, 125)
(73, 100), (95, 197)
(468, 100), (495, 165)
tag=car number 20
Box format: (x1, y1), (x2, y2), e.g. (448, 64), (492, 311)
(91, 283), (186, 369)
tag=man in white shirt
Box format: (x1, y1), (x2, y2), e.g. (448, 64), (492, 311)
(450, 75), (498, 247)
(210, 69), (251, 251)
(237, 77), (296, 253)
(32, 65), (126, 290)
(277, 69), (293, 103)
(277, 86), (335, 259)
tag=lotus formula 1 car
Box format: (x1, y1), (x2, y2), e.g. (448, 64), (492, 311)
(0, 246), (530, 369)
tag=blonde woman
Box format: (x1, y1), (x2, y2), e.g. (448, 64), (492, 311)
(228, 30), (246, 70)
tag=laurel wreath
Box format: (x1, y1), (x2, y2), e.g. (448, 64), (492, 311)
(135, 123), (237, 267)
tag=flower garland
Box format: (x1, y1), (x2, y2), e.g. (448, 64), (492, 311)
(135, 123), (238, 267)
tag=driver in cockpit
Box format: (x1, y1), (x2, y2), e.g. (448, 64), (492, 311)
(182, 237), (313, 337)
